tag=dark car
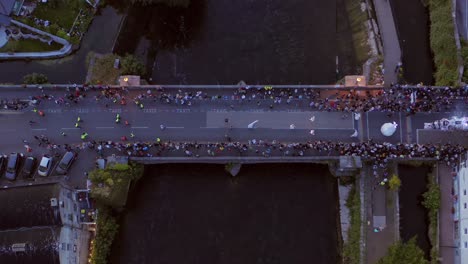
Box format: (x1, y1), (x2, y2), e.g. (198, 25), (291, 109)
(21, 157), (37, 180)
(56, 152), (76, 175)
(0, 154), (7, 174)
(5, 153), (22, 180)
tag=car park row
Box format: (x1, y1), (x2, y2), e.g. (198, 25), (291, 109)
(0, 151), (76, 181)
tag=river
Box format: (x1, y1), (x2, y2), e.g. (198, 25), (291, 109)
(398, 164), (431, 259)
(113, 0), (339, 84)
(110, 163), (341, 264)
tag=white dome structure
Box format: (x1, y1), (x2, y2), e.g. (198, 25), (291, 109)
(381, 122), (398, 137)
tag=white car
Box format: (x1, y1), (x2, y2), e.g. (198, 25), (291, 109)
(38, 156), (53, 176)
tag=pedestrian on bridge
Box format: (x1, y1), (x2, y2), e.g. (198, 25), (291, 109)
(77, 116), (82, 122)
(81, 132), (88, 140)
(130, 132), (135, 138)
(61, 132), (66, 136)
(75, 123), (80, 128)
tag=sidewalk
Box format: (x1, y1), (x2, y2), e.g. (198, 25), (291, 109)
(438, 163), (456, 264)
(373, 0), (401, 85)
(365, 164), (397, 264)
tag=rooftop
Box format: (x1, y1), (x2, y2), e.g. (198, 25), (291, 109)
(0, 184), (62, 229)
(0, 227), (60, 264)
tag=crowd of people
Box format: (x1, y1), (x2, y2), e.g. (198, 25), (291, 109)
(52, 138), (466, 168)
(2, 85), (466, 114)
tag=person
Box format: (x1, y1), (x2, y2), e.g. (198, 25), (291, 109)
(32, 108), (38, 113)
(160, 124), (165, 130)
(309, 116), (315, 122)
(310, 130), (315, 135)
(350, 130), (358, 137)
(139, 103), (144, 109)
(290, 124), (295, 129)
(116, 114), (120, 119)
(75, 123), (80, 128)
(77, 117), (81, 122)
(61, 132), (66, 136)
(81, 133), (88, 140)
(130, 132), (135, 138)
(124, 120), (129, 126)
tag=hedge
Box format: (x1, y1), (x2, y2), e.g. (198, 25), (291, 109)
(428, 0), (459, 86)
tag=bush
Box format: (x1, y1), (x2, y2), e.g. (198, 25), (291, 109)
(23, 73), (49, 84)
(121, 54), (146, 76)
(428, 0), (459, 86)
(343, 183), (361, 264)
(378, 237), (428, 264)
(389, 174), (401, 191)
(56, 29), (69, 40)
(90, 205), (119, 264)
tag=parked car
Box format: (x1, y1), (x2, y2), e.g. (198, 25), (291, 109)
(21, 157), (37, 180)
(38, 156), (53, 177)
(0, 154), (7, 174)
(5, 153), (22, 180)
(56, 152), (76, 175)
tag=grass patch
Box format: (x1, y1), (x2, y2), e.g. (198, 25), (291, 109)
(33, 0), (86, 30)
(88, 53), (121, 85)
(343, 182), (361, 264)
(346, 0), (371, 66)
(0, 38), (62, 53)
(428, 0), (459, 86)
(89, 162), (144, 209)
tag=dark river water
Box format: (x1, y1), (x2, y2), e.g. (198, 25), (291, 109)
(398, 164), (431, 259)
(110, 163), (340, 264)
(114, 0), (338, 84)
(391, 0), (434, 84)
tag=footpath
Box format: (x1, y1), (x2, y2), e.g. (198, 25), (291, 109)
(373, 0), (401, 86)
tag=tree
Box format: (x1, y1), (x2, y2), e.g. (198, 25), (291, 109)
(388, 174), (401, 191)
(378, 238), (428, 264)
(120, 54), (146, 76)
(131, 0), (190, 7)
(22, 73), (49, 84)
(422, 183), (441, 212)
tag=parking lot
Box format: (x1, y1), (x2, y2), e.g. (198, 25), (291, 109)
(0, 150), (79, 188)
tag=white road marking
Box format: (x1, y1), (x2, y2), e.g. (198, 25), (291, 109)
(0, 111), (24, 114)
(399, 112), (403, 143)
(96, 127), (115, 129)
(131, 126), (148, 129)
(61, 128), (80, 130)
(366, 112), (370, 140)
(200, 127), (220, 129)
(31, 128), (47, 131)
(166, 127), (184, 129)
(0, 129), (16, 132)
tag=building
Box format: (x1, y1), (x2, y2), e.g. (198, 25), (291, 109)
(0, 183), (95, 264)
(455, 154), (468, 263)
(0, 0), (22, 26)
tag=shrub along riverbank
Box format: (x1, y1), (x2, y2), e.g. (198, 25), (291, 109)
(343, 182), (361, 264)
(89, 162), (144, 264)
(427, 0), (459, 86)
(422, 172), (440, 263)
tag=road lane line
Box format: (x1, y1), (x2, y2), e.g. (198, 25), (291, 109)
(61, 128), (80, 130)
(166, 127), (184, 129)
(366, 112), (370, 140)
(31, 128), (47, 131)
(399, 112), (403, 143)
(131, 127), (148, 129)
(96, 127), (115, 129)
(0, 129), (16, 132)
(0, 111), (24, 114)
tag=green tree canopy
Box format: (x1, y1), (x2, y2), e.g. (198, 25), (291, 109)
(23, 73), (49, 84)
(378, 238), (428, 264)
(120, 54), (146, 76)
